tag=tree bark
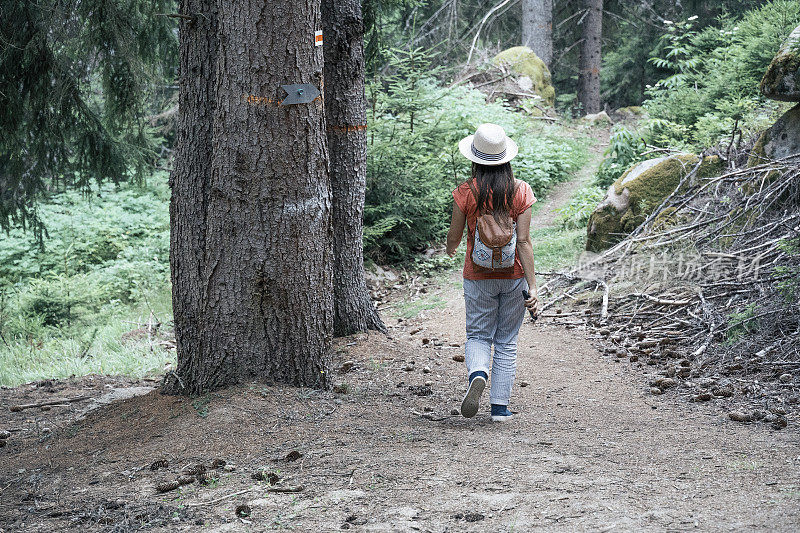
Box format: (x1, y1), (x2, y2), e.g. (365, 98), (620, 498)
(165, 0), (333, 395)
(578, 0), (603, 115)
(322, 0), (386, 337)
(166, 0), (218, 394)
(522, 0), (553, 67)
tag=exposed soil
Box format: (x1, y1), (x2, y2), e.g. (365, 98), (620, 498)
(2, 125), (798, 531)
(1, 280), (799, 531)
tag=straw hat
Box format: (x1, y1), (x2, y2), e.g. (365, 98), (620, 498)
(458, 123), (519, 166)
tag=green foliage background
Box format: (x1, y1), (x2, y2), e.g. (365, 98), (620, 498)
(365, 49), (586, 261)
(0, 0), (177, 232)
(0, 178), (172, 385)
(643, 1), (800, 148)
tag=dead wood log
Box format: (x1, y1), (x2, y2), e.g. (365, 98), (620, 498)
(9, 396), (91, 412)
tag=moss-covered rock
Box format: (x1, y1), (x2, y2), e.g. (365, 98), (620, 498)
(586, 154), (723, 252)
(616, 106), (646, 118)
(652, 206), (678, 230)
(492, 47), (555, 106)
(581, 111), (613, 125)
(747, 103), (800, 167)
(761, 24), (800, 102)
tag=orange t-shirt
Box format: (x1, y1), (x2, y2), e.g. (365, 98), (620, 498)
(452, 178), (537, 280)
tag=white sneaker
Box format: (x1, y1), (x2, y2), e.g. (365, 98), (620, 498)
(460, 375), (486, 418)
(490, 405), (513, 422)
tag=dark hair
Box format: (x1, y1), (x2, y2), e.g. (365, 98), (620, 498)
(471, 162), (515, 223)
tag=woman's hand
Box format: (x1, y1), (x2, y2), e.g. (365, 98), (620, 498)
(524, 290), (539, 317)
(446, 246), (458, 258)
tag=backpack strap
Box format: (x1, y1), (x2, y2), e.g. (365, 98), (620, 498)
(466, 179), (480, 212)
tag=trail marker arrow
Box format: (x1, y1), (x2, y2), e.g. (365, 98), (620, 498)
(280, 84), (320, 105)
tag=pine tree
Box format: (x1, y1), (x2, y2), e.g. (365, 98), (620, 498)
(165, 0), (333, 394)
(322, 0), (386, 337)
(578, 0), (603, 114)
(522, 0), (553, 67)
(0, 0), (177, 234)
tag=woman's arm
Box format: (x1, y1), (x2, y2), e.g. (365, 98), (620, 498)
(515, 207), (539, 315)
(446, 203), (466, 257)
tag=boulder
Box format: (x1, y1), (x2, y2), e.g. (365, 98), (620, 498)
(581, 111), (613, 125)
(760, 24), (800, 102)
(586, 154), (723, 252)
(747, 103), (800, 167)
(492, 47), (555, 106)
(614, 106), (647, 120)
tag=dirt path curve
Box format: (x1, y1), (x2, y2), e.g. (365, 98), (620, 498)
(530, 126), (609, 229)
(371, 126), (800, 530)
(1, 128), (798, 531)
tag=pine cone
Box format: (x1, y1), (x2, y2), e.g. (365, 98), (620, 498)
(235, 504), (252, 518)
(156, 480), (180, 493)
(196, 472), (217, 485)
(150, 459), (169, 471)
(177, 475), (195, 486)
(184, 463), (206, 476)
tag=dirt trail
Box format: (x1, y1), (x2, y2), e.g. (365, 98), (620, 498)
(530, 126), (608, 228)
(1, 128), (799, 531)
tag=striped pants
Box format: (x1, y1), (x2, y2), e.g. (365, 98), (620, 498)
(463, 277), (528, 406)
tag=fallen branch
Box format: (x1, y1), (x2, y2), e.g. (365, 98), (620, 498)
(691, 321), (716, 360)
(600, 281), (610, 319)
(629, 293), (691, 306)
(466, 0), (517, 64)
(185, 488), (254, 507)
(266, 485), (305, 493)
(10, 396), (91, 412)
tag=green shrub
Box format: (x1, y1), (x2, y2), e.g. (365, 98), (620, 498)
(595, 125), (647, 188)
(366, 51), (586, 262)
(0, 176), (170, 339)
(18, 276), (82, 327)
(726, 303), (760, 343)
(644, 1), (800, 148)
(556, 185), (606, 229)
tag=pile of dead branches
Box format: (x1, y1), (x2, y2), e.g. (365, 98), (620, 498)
(541, 150), (800, 426)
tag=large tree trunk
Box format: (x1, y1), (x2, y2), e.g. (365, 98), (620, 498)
(322, 0), (385, 337)
(165, 0), (218, 394)
(578, 0), (603, 115)
(522, 0), (553, 67)
(165, 0), (333, 395)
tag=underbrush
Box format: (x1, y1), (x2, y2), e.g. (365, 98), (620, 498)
(0, 176), (174, 386)
(592, 1), (800, 188)
(545, 152), (800, 420)
(556, 185), (606, 229)
(366, 50), (587, 263)
(643, 1), (800, 150)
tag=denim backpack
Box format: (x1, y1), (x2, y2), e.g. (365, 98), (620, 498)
(467, 181), (517, 271)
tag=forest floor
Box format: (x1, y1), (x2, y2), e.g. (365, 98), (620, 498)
(1, 125), (799, 532)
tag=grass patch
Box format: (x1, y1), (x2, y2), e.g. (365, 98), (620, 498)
(532, 226), (587, 279)
(0, 285), (174, 386)
(392, 295), (448, 319)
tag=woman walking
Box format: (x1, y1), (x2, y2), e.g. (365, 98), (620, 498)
(446, 123), (540, 422)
